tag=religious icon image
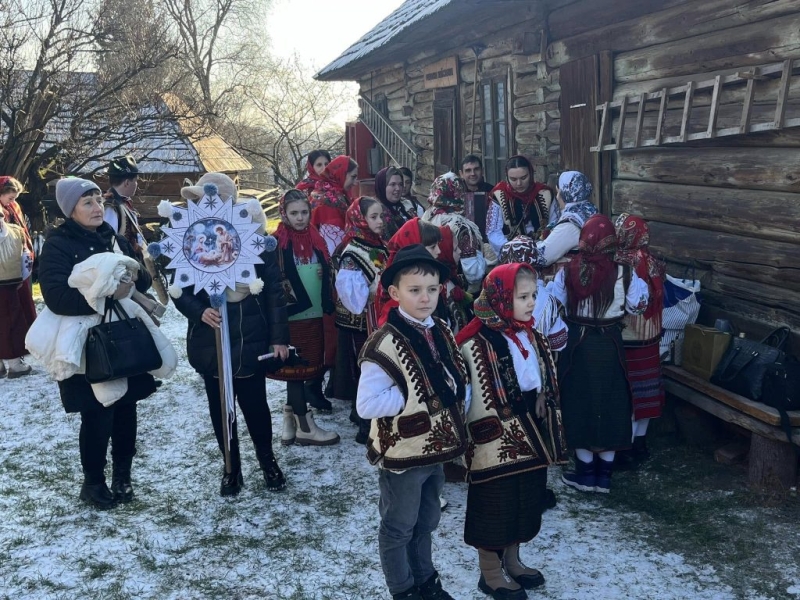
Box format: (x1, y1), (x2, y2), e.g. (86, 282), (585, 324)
(182, 219), (241, 272)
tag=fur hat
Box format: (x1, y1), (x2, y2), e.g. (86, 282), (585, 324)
(55, 178), (101, 218)
(180, 172), (238, 202)
(107, 155), (139, 178)
(380, 243), (450, 289)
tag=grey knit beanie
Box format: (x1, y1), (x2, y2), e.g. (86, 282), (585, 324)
(55, 178), (101, 217)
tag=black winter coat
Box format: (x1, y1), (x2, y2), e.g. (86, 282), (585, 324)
(38, 220), (156, 413)
(171, 249), (289, 378)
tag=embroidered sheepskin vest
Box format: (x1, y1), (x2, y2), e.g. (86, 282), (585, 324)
(359, 318), (468, 470)
(491, 187), (552, 239)
(459, 327), (569, 484)
(334, 239), (388, 332)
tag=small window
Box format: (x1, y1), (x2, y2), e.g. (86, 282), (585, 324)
(481, 72), (510, 185)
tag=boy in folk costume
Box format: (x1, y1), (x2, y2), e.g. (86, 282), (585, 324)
(103, 155), (143, 257)
(456, 263), (568, 600)
(268, 190), (340, 446)
(357, 244), (469, 600)
(333, 197), (389, 443)
(614, 213), (666, 466)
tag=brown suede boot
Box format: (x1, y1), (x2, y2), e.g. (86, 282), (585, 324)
(477, 548), (527, 599)
(503, 544), (544, 589)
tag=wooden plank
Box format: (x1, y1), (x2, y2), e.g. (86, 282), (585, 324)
(740, 68), (758, 134)
(664, 379), (800, 445)
(634, 92), (646, 147)
(615, 146), (800, 193)
(775, 59), (794, 128)
(654, 88), (667, 145)
(707, 76), (722, 137)
(612, 180), (800, 245)
(615, 95), (628, 150)
(598, 50), (614, 215)
(615, 13), (800, 83)
(591, 102), (608, 152)
(663, 366), (800, 427)
(547, 0), (800, 68)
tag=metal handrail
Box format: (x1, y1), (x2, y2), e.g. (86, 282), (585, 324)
(358, 95), (418, 169)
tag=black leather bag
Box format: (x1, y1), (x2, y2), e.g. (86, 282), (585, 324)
(85, 300), (162, 383)
(762, 359), (800, 449)
(710, 327), (790, 401)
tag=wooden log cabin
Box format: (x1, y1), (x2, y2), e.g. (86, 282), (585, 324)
(318, 0), (800, 481)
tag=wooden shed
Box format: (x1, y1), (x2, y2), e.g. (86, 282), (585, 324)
(317, 0), (800, 353)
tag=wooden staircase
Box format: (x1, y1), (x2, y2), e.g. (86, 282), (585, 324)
(591, 59), (800, 152)
(358, 95), (418, 169)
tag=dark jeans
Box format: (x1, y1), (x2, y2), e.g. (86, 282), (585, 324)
(79, 402), (137, 482)
(203, 374), (274, 468)
(378, 464), (445, 595)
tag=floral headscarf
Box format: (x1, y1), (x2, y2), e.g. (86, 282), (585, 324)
(549, 171), (598, 229)
(614, 213), (665, 319)
(274, 191), (329, 263)
(340, 197), (384, 250)
(565, 214), (619, 318)
(456, 263), (537, 358)
(428, 172), (466, 214)
(498, 235), (541, 266)
(309, 156), (352, 211)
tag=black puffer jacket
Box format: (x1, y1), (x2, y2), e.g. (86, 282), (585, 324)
(172, 249), (289, 378)
(38, 220), (156, 413)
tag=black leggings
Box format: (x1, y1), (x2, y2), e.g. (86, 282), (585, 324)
(79, 402), (137, 481)
(203, 375), (274, 466)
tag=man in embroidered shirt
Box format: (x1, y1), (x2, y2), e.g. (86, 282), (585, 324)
(357, 244), (470, 600)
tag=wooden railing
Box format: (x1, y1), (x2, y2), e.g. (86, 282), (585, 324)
(358, 95), (417, 169)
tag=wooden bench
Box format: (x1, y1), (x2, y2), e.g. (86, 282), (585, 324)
(663, 365), (800, 488)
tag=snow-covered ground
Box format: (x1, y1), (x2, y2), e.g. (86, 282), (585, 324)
(0, 308), (783, 599)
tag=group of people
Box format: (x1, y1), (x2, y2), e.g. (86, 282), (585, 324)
(0, 149), (667, 600)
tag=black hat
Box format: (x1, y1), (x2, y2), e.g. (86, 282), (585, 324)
(107, 155), (139, 178)
(380, 244), (451, 289)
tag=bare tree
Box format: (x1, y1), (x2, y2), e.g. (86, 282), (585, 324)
(223, 55), (356, 189)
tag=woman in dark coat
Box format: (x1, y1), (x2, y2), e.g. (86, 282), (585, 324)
(172, 174), (290, 497)
(38, 178), (156, 510)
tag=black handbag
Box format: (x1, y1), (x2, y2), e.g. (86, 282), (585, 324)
(85, 299), (162, 383)
(762, 359), (800, 449)
(710, 327), (790, 401)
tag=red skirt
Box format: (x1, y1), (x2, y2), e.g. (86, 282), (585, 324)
(0, 282), (36, 359)
(624, 339), (665, 420)
(267, 318), (325, 381)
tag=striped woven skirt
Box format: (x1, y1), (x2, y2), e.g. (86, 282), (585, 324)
(267, 317), (325, 382)
(624, 338), (665, 420)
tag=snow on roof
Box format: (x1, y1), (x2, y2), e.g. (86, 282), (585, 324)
(316, 0), (455, 81)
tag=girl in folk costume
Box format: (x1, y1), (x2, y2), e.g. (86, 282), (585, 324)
(457, 263), (568, 600)
(435, 226), (474, 336)
(498, 236), (569, 352)
(375, 166), (424, 240)
(374, 217), (444, 327)
(269, 190), (340, 447)
(296, 149), (331, 196)
(422, 172), (487, 294)
(614, 213), (666, 465)
(398, 166), (415, 202)
(533, 170), (598, 269)
(309, 155), (359, 255)
(551, 215), (649, 494)
(486, 156), (553, 257)
(0, 176), (36, 378)
(333, 197), (389, 443)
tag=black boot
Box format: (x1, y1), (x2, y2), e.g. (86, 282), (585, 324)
(305, 377), (332, 413)
(393, 587), (422, 600)
(80, 472), (117, 510)
(594, 458), (613, 494)
(257, 448), (286, 492)
(632, 435), (650, 461)
(220, 447), (243, 497)
(418, 570), (455, 600)
(110, 456), (134, 503)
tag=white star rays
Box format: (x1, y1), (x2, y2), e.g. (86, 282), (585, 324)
(158, 193), (266, 297)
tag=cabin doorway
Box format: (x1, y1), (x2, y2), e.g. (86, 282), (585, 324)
(559, 52), (613, 214)
(433, 88), (460, 176)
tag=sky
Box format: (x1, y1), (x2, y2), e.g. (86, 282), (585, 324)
(265, 0), (406, 71)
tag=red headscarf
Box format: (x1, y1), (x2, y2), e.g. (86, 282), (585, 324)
(437, 226), (458, 279)
(274, 191), (330, 263)
(296, 158), (324, 194)
(0, 176), (32, 254)
(614, 213), (665, 319)
(339, 197), (385, 250)
(456, 263), (537, 358)
(310, 156), (352, 211)
(565, 214), (619, 318)
(375, 218), (424, 325)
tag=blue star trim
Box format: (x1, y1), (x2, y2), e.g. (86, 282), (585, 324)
(163, 241), (175, 254)
(209, 280), (223, 293)
(203, 197), (218, 210)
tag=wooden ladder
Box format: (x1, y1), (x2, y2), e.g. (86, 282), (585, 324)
(590, 59), (800, 152)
